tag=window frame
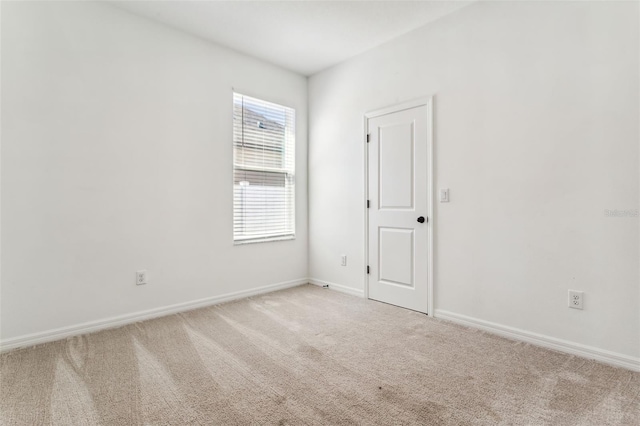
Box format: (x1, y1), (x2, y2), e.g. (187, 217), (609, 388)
(232, 92), (296, 245)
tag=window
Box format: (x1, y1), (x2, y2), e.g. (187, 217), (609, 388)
(233, 93), (295, 243)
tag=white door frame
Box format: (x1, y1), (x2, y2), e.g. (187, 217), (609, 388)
(363, 97), (434, 315)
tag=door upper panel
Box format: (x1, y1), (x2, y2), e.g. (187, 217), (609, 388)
(378, 122), (414, 210)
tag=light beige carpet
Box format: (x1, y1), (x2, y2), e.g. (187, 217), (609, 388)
(1, 284), (638, 425)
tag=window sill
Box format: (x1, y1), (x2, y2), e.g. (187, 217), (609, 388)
(234, 235), (296, 245)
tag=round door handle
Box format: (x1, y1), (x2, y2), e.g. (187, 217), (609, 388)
(417, 216), (425, 223)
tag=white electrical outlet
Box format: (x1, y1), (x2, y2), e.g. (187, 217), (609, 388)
(136, 270), (148, 286)
(568, 290), (583, 309)
(341, 255), (347, 266)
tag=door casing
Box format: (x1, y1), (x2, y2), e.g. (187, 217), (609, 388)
(364, 97), (434, 315)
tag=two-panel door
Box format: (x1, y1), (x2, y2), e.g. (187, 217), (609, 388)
(367, 103), (430, 313)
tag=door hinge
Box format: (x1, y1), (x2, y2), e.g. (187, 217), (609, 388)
(366, 134), (370, 143)
(367, 200), (370, 208)
(367, 265), (370, 274)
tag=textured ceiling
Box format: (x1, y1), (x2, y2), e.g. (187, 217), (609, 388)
(111, 0), (472, 76)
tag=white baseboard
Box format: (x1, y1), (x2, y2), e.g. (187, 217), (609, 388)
(309, 278), (365, 298)
(434, 309), (640, 372)
(0, 278), (308, 353)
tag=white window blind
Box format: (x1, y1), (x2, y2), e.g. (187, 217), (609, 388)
(233, 93), (295, 243)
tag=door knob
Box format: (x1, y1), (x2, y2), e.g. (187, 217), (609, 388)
(417, 216), (425, 223)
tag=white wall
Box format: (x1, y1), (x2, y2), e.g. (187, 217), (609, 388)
(1, 1), (308, 342)
(309, 1), (639, 359)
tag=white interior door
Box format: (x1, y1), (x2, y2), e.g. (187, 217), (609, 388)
(367, 101), (431, 314)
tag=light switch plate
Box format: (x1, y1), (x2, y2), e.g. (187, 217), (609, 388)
(440, 189), (450, 203)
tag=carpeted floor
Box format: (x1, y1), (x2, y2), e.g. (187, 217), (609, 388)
(1, 284), (638, 425)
